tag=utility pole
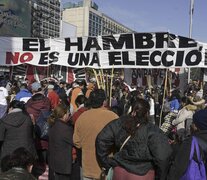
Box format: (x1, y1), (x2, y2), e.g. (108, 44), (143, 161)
(188, 0), (194, 83)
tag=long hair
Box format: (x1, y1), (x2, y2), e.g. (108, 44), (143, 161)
(124, 98), (150, 136)
(48, 104), (68, 125)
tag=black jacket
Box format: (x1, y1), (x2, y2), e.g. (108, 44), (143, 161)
(0, 109), (36, 160)
(96, 116), (172, 180)
(48, 119), (73, 175)
(167, 130), (207, 180)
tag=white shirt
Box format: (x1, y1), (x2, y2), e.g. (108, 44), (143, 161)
(149, 98), (155, 116)
(0, 87), (8, 105)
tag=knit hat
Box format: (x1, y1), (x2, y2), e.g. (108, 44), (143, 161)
(193, 109), (207, 130)
(31, 82), (41, 92)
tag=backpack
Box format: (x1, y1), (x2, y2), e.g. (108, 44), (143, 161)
(34, 111), (51, 140)
(180, 136), (207, 180)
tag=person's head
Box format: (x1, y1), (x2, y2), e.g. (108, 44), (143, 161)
(131, 98), (150, 123)
(76, 79), (86, 89)
(48, 104), (70, 125)
(9, 100), (25, 111)
(191, 109), (207, 133)
(59, 81), (66, 88)
(181, 96), (191, 107)
(124, 98), (150, 136)
(20, 83), (28, 90)
(88, 89), (106, 108)
(9, 147), (34, 173)
(31, 82), (42, 93)
(75, 95), (86, 107)
(0, 80), (7, 88)
(47, 84), (54, 92)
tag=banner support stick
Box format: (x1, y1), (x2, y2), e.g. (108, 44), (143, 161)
(159, 69), (168, 127)
(109, 66), (114, 107)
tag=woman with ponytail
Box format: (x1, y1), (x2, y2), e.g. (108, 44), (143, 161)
(48, 104), (73, 180)
(0, 100), (36, 162)
(96, 98), (172, 180)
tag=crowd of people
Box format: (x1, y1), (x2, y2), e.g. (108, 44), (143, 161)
(0, 75), (207, 180)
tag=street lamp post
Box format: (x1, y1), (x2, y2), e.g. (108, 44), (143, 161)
(188, 0), (194, 83)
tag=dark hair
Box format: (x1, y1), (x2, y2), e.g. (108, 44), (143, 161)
(111, 106), (123, 117)
(124, 98), (150, 136)
(20, 83), (28, 89)
(88, 89), (106, 108)
(181, 96), (192, 105)
(75, 95), (86, 107)
(9, 100), (25, 111)
(4, 147), (34, 170)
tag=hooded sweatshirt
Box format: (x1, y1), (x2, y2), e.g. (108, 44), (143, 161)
(0, 109), (36, 159)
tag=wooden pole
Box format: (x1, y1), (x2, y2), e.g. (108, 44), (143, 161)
(93, 69), (100, 89)
(159, 69), (168, 127)
(99, 70), (104, 89)
(106, 70), (109, 98)
(109, 67), (114, 107)
(101, 69), (105, 90)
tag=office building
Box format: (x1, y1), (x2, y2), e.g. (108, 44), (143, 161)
(31, 0), (61, 38)
(62, 0), (133, 37)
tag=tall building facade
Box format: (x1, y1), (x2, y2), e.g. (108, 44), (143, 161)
(62, 0), (133, 37)
(31, 0), (61, 38)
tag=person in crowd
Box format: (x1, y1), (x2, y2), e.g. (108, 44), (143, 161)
(72, 94), (88, 124)
(85, 82), (95, 99)
(96, 98), (172, 180)
(15, 83), (32, 103)
(0, 80), (9, 119)
(70, 79), (85, 114)
(160, 89), (181, 136)
(0, 100), (36, 161)
(47, 84), (60, 109)
(167, 109), (207, 179)
(48, 104), (73, 180)
(0, 147), (36, 180)
(25, 82), (51, 178)
(118, 87), (131, 115)
(145, 89), (155, 124)
(26, 82), (51, 121)
(71, 94), (88, 180)
(169, 89), (181, 113)
(73, 89), (118, 180)
(57, 81), (66, 96)
(172, 96), (197, 140)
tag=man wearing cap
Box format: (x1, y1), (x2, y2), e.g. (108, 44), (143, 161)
(168, 109), (207, 179)
(25, 82), (51, 178)
(47, 84), (59, 110)
(26, 82), (51, 121)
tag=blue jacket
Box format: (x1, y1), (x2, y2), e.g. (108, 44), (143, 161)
(15, 89), (32, 102)
(170, 98), (180, 112)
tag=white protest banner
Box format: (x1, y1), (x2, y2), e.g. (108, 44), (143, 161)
(1, 32), (207, 69)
